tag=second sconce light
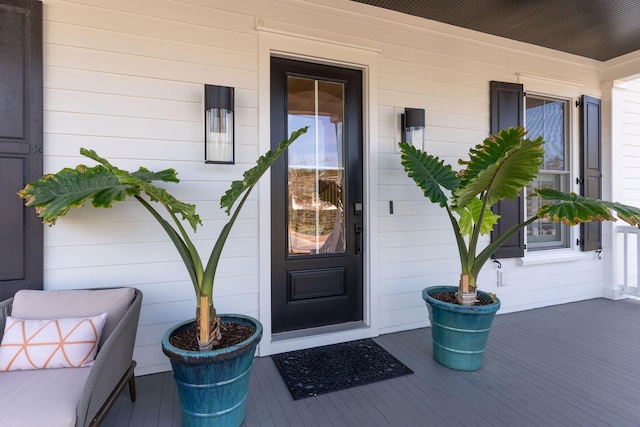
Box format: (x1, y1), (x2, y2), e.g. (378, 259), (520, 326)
(402, 107), (425, 150)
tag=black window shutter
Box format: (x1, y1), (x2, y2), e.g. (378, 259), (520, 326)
(489, 81), (525, 258)
(579, 95), (602, 251)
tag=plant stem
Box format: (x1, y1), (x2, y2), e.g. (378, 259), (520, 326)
(446, 207), (468, 273)
(200, 294), (210, 344)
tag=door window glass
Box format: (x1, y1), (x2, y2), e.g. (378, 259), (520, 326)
(287, 76), (346, 256)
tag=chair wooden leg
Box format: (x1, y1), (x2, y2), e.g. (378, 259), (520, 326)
(90, 361), (137, 427)
(128, 372), (137, 402)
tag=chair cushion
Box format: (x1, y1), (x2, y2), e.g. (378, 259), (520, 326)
(0, 366), (91, 427)
(11, 288), (135, 347)
(0, 313), (107, 371)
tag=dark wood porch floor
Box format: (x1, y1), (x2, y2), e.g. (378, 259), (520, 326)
(102, 298), (640, 426)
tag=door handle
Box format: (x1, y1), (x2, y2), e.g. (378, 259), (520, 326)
(355, 223), (363, 254)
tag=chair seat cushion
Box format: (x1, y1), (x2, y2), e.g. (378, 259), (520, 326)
(0, 366), (91, 427)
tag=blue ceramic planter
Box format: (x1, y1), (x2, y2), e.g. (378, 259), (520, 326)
(162, 314), (263, 427)
(422, 286), (500, 371)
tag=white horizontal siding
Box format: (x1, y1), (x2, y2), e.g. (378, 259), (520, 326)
(39, 0), (619, 374)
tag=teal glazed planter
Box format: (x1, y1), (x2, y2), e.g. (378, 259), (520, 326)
(162, 314), (263, 427)
(422, 286), (500, 371)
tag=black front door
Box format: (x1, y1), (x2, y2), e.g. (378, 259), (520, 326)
(0, 0), (43, 300)
(270, 57), (363, 334)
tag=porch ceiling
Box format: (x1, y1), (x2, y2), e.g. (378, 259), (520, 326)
(352, 0), (640, 61)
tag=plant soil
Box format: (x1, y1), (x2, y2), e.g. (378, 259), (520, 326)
(170, 321), (256, 352)
(431, 291), (495, 306)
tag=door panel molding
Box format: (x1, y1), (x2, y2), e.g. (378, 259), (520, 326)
(289, 268), (346, 301)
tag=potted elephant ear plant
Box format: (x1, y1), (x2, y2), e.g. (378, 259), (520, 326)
(19, 126), (307, 427)
(399, 126), (640, 371)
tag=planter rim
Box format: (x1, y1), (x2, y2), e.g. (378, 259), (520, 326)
(422, 285), (501, 313)
(161, 313), (263, 363)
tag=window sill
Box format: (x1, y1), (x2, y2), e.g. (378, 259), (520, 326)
(517, 249), (590, 266)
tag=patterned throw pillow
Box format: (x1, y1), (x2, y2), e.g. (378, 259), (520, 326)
(0, 313), (107, 371)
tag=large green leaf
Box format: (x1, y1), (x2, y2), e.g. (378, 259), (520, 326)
(20, 165), (132, 224)
(81, 148), (179, 185)
(454, 127), (544, 209)
(19, 149), (202, 232)
(458, 127), (526, 186)
(220, 127), (308, 215)
(456, 197), (501, 236)
(604, 201), (640, 226)
(81, 149), (201, 231)
(536, 188), (640, 226)
(399, 142), (460, 208)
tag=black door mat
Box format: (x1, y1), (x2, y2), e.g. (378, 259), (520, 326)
(271, 338), (413, 400)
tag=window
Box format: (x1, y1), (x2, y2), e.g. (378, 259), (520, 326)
(490, 80), (601, 257)
(524, 95), (570, 250)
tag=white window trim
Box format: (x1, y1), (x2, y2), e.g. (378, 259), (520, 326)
(518, 249), (592, 265)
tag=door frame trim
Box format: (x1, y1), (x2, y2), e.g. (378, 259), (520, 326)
(257, 30), (380, 356)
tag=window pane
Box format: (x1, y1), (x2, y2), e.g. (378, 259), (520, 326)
(527, 174), (564, 245)
(526, 97), (566, 170)
(286, 76), (346, 256)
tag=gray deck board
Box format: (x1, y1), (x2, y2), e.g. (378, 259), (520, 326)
(102, 298), (640, 426)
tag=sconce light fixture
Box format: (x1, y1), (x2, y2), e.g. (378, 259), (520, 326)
(401, 108), (425, 150)
(205, 84), (234, 164)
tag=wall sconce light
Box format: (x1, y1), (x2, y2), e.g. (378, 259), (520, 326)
(401, 108), (425, 150)
(205, 84), (234, 164)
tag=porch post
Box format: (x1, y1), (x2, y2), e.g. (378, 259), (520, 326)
(601, 80), (626, 300)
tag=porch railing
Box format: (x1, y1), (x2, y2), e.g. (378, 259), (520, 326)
(618, 226), (640, 296)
